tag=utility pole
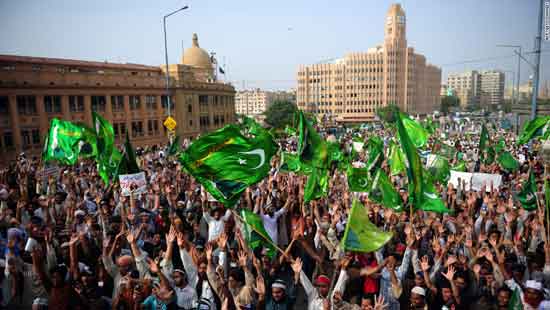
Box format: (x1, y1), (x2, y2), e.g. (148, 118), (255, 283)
(531, 0), (544, 119)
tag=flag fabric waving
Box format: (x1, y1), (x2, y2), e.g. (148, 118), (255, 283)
(369, 169), (403, 212)
(497, 151), (519, 172)
(240, 209), (276, 258)
(517, 116), (550, 145)
(388, 141), (406, 176)
(43, 118), (98, 165)
(341, 199), (393, 253)
(304, 168), (329, 202)
(93, 112), (121, 184)
(347, 167), (370, 192)
(401, 113), (429, 148)
(297, 111), (328, 169)
(116, 133), (141, 176)
(179, 125), (277, 207)
(517, 170), (537, 211)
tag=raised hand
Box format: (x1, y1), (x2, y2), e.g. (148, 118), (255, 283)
(446, 255), (457, 267)
(420, 256), (430, 272)
(218, 233), (228, 250)
(291, 257), (303, 274)
(166, 226), (176, 244)
(238, 251), (248, 268)
(176, 232), (186, 249)
(441, 265), (456, 281)
(373, 294), (388, 310)
(255, 275), (266, 296)
(205, 243), (213, 262)
(147, 257), (160, 274)
(126, 230), (136, 244)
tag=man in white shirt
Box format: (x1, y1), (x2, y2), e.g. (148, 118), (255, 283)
(259, 199), (289, 246)
(202, 205), (231, 242)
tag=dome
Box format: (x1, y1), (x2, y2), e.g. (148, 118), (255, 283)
(182, 33), (212, 69)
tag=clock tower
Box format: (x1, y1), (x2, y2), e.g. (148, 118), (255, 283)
(383, 3), (407, 111)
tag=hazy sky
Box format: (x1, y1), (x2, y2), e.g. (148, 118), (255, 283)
(0, 0), (548, 91)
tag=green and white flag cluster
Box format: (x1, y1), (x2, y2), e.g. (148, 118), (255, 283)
(240, 209), (276, 258)
(43, 118), (98, 165)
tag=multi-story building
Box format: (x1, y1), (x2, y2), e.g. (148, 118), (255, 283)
(0, 33), (235, 162)
(479, 70), (505, 108)
(296, 4), (441, 122)
(235, 89), (296, 117)
(446, 71), (481, 109)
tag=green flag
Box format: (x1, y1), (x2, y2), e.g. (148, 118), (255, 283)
(395, 110), (449, 213)
(517, 171), (537, 210)
(327, 142), (344, 165)
(341, 199), (393, 253)
(297, 111), (328, 169)
(43, 118), (97, 165)
(366, 136), (384, 172)
(347, 167), (370, 192)
(452, 160), (467, 172)
(484, 146), (496, 165)
(497, 151), (519, 171)
(167, 135), (181, 156)
(279, 152), (313, 175)
(426, 154), (450, 183)
(388, 141), (406, 176)
(284, 125), (297, 137)
(116, 133), (141, 176)
(240, 209), (276, 258)
(92, 112), (120, 184)
(508, 288), (523, 310)
(241, 116), (266, 137)
(494, 137), (506, 154)
(436, 140), (456, 160)
(479, 124), (490, 153)
(179, 125), (277, 206)
(304, 168), (329, 202)
(369, 169), (403, 211)
(401, 113), (429, 148)
(517, 116), (550, 145)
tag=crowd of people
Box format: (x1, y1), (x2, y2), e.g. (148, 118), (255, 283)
(1, 119), (550, 310)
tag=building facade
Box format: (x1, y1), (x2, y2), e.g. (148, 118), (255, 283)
(445, 70), (505, 109)
(479, 70), (505, 108)
(446, 71), (481, 109)
(296, 4), (441, 122)
(0, 33), (235, 162)
(235, 89), (296, 117)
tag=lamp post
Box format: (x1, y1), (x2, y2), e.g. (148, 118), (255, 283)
(163, 5), (189, 118)
(496, 45), (522, 109)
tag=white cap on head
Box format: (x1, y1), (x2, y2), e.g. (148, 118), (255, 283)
(526, 280), (543, 291)
(411, 286), (426, 296)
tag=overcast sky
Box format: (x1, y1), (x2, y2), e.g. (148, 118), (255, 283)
(0, 0), (548, 90)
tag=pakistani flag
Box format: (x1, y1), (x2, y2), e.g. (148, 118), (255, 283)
(92, 113), (121, 184)
(179, 125), (277, 207)
(452, 160), (467, 172)
(517, 171), (537, 210)
(297, 111), (328, 169)
(426, 154), (450, 183)
(479, 124), (490, 153)
(369, 169), (403, 212)
(341, 199), (393, 253)
(436, 140), (457, 160)
(517, 116), (550, 145)
(241, 116), (266, 137)
(347, 167), (370, 192)
(401, 113), (429, 148)
(279, 152), (313, 175)
(484, 146), (496, 165)
(116, 133), (141, 176)
(167, 135), (181, 156)
(366, 136), (384, 172)
(494, 137), (506, 154)
(240, 209), (276, 258)
(497, 151), (519, 171)
(395, 110), (449, 213)
(43, 118), (98, 165)
(327, 142), (344, 165)
(508, 288), (522, 310)
(388, 141), (406, 176)
(304, 168), (329, 202)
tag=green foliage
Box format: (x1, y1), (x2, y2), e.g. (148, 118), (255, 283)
(263, 100), (298, 129)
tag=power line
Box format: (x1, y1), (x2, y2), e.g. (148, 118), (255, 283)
(441, 49), (550, 67)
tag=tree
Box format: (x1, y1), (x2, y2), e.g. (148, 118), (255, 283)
(440, 96), (459, 114)
(264, 100), (298, 129)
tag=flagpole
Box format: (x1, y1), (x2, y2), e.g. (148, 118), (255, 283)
(231, 210), (288, 256)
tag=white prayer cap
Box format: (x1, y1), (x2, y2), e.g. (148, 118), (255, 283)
(411, 286), (426, 296)
(526, 280), (543, 291)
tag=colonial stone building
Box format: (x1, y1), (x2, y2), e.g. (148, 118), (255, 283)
(0, 33), (235, 161)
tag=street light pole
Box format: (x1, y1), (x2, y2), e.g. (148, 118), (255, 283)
(531, 0), (545, 120)
(163, 5), (189, 118)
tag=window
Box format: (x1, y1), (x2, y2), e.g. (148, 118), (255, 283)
(146, 95), (157, 110)
(44, 95), (62, 113)
(200, 116), (210, 128)
(188, 104), (192, 113)
(16, 95), (37, 115)
(111, 95), (124, 112)
(199, 95), (208, 106)
(91, 96), (106, 112)
(21, 130), (31, 148)
(3, 132), (13, 149)
(130, 96), (141, 110)
(69, 96), (85, 112)
(32, 129), (40, 145)
(147, 120), (160, 135)
(0, 96), (8, 114)
(161, 95), (174, 111)
(131, 121), (143, 137)
(114, 123), (127, 138)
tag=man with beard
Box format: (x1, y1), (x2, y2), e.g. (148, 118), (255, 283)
(291, 257), (332, 310)
(505, 279), (550, 310)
